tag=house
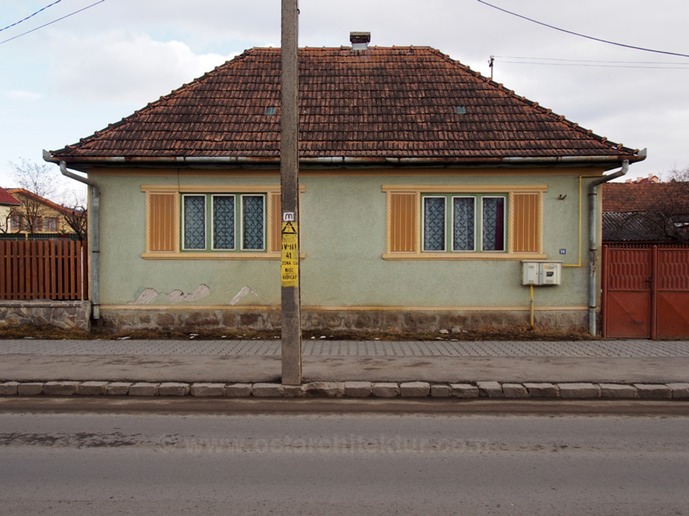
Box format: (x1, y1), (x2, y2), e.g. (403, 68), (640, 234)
(3, 188), (80, 238)
(603, 180), (689, 243)
(0, 187), (21, 233)
(43, 34), (645, 335)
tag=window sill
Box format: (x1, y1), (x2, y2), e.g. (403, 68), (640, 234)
(382, 252), (547, 261)
(142, 251), (282, 260)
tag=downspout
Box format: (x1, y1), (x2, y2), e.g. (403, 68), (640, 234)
(57, 160), (101, 321)
(587, 160), (629, 336)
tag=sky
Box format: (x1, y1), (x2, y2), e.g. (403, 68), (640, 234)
(2, 0), (689, 200)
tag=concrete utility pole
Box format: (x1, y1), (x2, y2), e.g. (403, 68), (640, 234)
(280, 0), (302, 385)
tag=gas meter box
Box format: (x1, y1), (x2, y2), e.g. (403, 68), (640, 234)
(521, 261), (562, 286)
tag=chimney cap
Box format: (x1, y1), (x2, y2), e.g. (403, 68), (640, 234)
(350, 31), (371, 50)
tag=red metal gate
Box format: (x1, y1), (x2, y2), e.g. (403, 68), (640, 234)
(603, 245), (689, 339)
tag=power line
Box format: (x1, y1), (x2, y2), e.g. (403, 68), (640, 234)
(0, 0), (107, 46)
(493, 55), (689, 71)
(494, 55), (689, 66)
(478, 0), (689, 59)
(0, 0), (63, 33)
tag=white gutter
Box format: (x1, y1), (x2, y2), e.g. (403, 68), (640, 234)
(44, 151), (101, 322)
(49, 152), (646, 169)
(587, 159), (630, 336)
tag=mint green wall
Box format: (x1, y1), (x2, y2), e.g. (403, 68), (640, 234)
(91, 168), (596, 309)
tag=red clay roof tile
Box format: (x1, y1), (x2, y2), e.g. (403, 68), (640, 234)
(50, 46), (642, 164)
(0, 186), (21, 206)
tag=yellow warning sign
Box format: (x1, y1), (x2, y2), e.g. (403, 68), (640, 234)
(281, 222), (299, 287)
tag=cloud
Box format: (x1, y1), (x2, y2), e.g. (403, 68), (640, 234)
(50, 31), (232, 104)
(4, 90), (42, 102)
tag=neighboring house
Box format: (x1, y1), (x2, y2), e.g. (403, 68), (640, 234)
(603, 180), (689, 243)
(5, 188), (77, 237)
(0, 186), (21, 233)
(44, 35), (645, 335)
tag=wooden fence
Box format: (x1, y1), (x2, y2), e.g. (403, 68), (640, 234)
(0, 240), (88, 301)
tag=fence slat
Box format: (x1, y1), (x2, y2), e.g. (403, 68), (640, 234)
(0, 240), (88, 301)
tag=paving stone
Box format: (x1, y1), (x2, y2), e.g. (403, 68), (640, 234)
(106, 382), (132, 396)
(283, 385), (304, 398)
(17, 383), (43, 396)
(43, 381), (80, 396)
(667, 383), (689, 400)
(430, 384), (452, 398)
(558, 383), (601, 399)
(400, 382), (431, 398)
(344, 381), (372, 398)
(252, 383), (284, 398)
(502, 383), (528, 398)
(451, 383), (480, 399)
(225, 383), (253, 398)
(190, 383), (226, 397)
(158, 382), (190, 397)
(634, 384), (672, 400)
(371, 382), (400, 398)
(304, 382), (345, 398)
(78, 381), (108, 396)
(0, 381), (20, 396)
(477, 381), (503, 398)
(129, 382), (159, 396)
(524, 383), (559, 398)
(599, 383), (638, 399)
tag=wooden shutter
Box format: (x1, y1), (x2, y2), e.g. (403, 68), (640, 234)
(268, 192), (282, 253)
(147, 192), (178, 252)
(512, 192), (541, 253)
(388, 192), (417, 253)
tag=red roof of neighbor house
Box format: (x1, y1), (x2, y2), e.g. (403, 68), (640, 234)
(0, 186), (21, 206)
(7, 188), (74, 216)
(603, 182), (689, 213)
(48, 46), (643, 166)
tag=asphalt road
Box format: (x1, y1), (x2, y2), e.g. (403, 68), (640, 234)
(1, 404), (689, 515)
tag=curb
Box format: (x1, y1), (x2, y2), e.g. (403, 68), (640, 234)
(2, 380), (689, 400)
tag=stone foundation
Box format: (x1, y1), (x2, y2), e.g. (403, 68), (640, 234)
(0, 301), (91, 331)
(97, 307), (588, 335)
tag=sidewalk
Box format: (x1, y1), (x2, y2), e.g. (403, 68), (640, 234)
(1, 339), (689, 399)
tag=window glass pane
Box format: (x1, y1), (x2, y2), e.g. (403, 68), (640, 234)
(242, 195), (265, 250)
(452, 197), (475, 251)
(183, 195), (206, 250)
(482, 197), (505, 251)
(423, 197), (446, 251)
(212, 196), (235, 250)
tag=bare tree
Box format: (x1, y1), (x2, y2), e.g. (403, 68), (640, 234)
(8, 159), (66, 235)
(62, 191), (88, 241)
(10, 159), (57, 199)
(606, 168), (689, 243)
(663, 166), (689, 183)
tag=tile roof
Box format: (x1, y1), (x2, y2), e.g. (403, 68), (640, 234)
(7, 188), (75, 216)
(603, 182), (689, 243)
(0, 186), (21, 206)
(603, 182), (689, 213)
(49, 46), (643, 166)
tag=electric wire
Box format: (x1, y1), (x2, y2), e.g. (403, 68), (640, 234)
(0, 0), (106, 45)
(478, 0), (689, 59)
(0, 0), (63, 33)
(492, 55), (689, 71)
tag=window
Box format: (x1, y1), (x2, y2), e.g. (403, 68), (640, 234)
(182, 194), (265, 252)
(422, 194), (505, 253)
(42, 217), (59, 232)
(384, 185), (544, 259)
(142, 185), (288, 259)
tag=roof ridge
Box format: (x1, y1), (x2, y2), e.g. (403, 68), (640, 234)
(49, 45), (643, 164)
